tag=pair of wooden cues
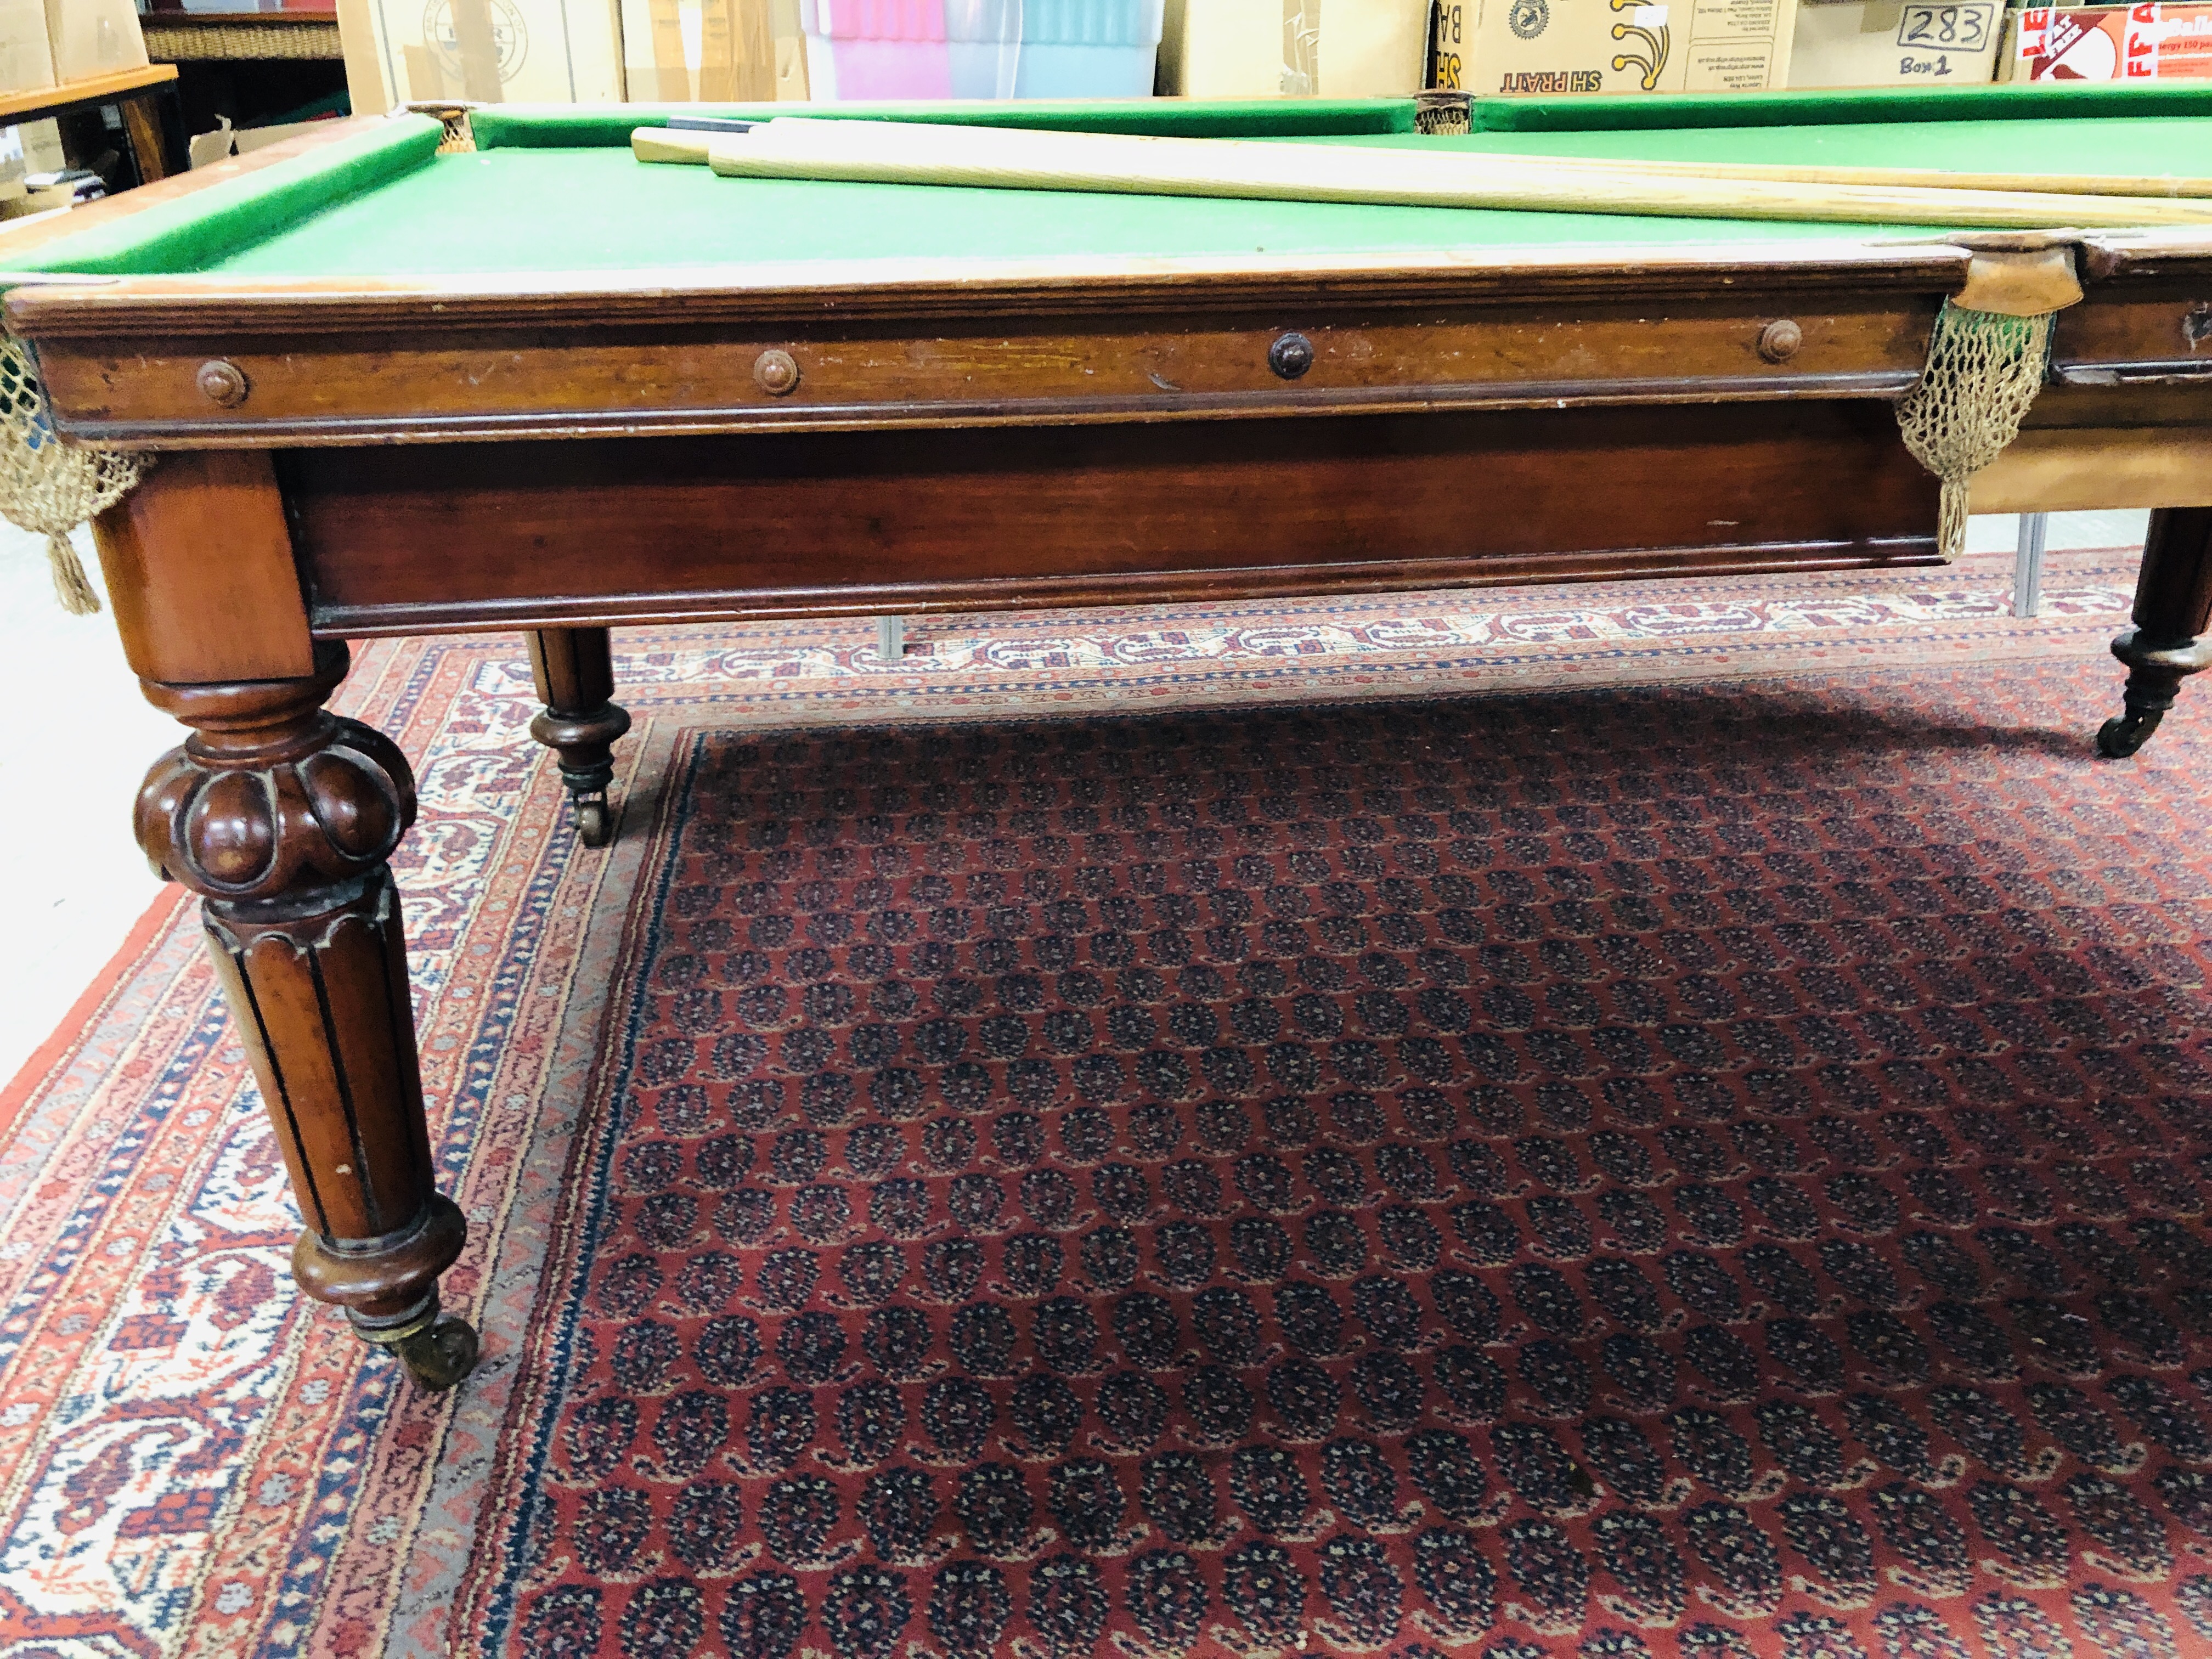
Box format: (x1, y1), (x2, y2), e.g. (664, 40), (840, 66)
(632, 115), (2212, 233)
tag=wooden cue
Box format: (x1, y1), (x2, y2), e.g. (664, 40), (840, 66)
(631, 120), (2212, 203)
(635, 127), (714, 164)
(1429, 151), (2212, 200)
(685, 118), (2212, 233)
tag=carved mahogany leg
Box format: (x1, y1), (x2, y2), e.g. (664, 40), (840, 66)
(2100, 506), (2212, 759)
(527, 627), (630, 847)
(135, 640), (477, 1391)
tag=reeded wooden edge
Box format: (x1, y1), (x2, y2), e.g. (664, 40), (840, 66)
(309, 539), (1945, 639)
(20, 235), (2211, 344)
(7, 241), (1986, 338)
(48, 371), (1932, 451)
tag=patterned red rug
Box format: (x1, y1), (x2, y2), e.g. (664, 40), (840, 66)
(4, 546), (2211, 1659)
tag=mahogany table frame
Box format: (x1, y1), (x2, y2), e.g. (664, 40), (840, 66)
(9, 112), (2212, 1387)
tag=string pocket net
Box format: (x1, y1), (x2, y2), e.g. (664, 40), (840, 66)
(1894, 299), (2055, 564)
(0, 335), (140, 615)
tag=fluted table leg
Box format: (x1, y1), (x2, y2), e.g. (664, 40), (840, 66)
(135, 639), (476, 1390)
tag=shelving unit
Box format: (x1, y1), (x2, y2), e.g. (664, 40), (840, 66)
(0, 64), (183, 187)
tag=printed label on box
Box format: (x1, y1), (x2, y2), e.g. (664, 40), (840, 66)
(1443, 0), (1795, 93)
(2011, 1), (2212, 77)
(1894, 2), (1990, 50)
(1791, 0), (1997, 84)
(1683, 42), (1783, 81)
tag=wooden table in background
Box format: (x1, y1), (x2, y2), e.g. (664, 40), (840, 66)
(0, 64), (184, 188)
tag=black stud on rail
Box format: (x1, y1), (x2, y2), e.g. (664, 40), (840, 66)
(1268, 331), (1315, 380)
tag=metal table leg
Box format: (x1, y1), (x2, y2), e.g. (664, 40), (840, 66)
(2013, 512), (2049, 619)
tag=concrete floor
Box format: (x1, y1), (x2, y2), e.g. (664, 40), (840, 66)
(0, 524), (182, 1087)
(0, 509), (2152, 1088)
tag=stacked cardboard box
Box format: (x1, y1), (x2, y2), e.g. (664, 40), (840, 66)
(49, 0), (145, 82)
(338, 0), (622, 108)
(0, 0), (149, 96)
(1790, 0), (2000, 87)
(1161, 0), (1431, 97)
(2003, 2), (2212, 78)
(0, 0), (51, 94)
(1430, 0), (1796, 95)
(625, 0), (775, 102)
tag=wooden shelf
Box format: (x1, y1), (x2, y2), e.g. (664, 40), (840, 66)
(0, 64), (178, 126)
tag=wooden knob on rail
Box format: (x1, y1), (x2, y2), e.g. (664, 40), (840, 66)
(754, 349), (801, 396)
(197, 359), (249, 407)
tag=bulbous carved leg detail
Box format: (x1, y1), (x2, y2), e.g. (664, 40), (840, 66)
(137, 640), (477, 1390)
(2101, 509), (2212, 759)
(528, 628), (630, 848)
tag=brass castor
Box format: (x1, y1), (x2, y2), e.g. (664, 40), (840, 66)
(381, 1313), (481, 1391)
(2096, 709), (2163, 759)
(2101, 620), (2212, 761)
(527, 629), (630, 854)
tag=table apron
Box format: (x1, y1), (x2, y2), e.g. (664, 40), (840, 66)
(39, 301), (1936, 446)
(279, 402), (1943, 637)
(1971, 381), (2212, 514)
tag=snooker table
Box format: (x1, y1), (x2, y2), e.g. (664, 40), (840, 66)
(12, 86), (2212, 1389)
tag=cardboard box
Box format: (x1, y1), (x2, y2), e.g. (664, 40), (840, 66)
(1790, 0), (2001, 85)
(0, 123), (24, 200)
(772, 0), (808, 97)
(0, 181), (70, 218)
(615, 0), (811, 102)
(45, 0), (143, 84)
(346, 0), (623, 107)
(188, 114), (340, 167)
(0, 0), (52, 94)
(21, 118), (61, 171)
(1160, 0), (1430, 97)
(2004, 2), (2212, 78)
(1432, 0), (1795, 94)
(622, 0), (771, 101)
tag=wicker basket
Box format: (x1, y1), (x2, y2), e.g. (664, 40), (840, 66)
(142, 15), (343, 60)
